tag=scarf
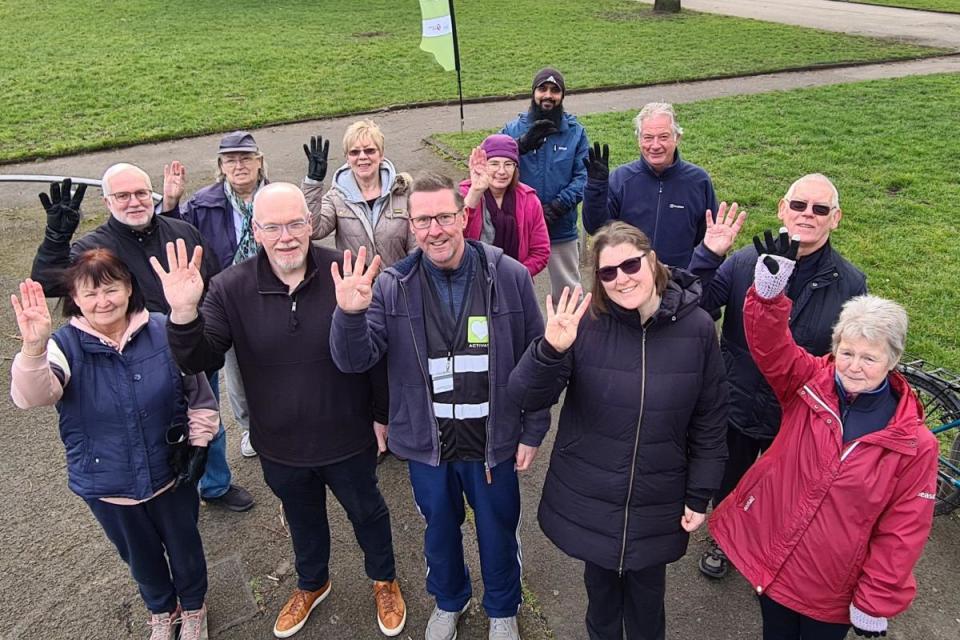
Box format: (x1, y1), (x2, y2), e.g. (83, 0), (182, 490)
(483, 187), (520, 261)
(225, 180), (261, 264)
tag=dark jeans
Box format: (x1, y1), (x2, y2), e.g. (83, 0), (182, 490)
(87, 483), (207, 614)
(260, 446), (395, 591)
(759, 595), (851, 640)
(714, 427), (774, 505)
(583, 561), (666, 640)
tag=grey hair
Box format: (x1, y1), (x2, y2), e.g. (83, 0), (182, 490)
(633, 102), (683, 139)
(831, 295), (909, 368)
(216, 152), (268, 184)
(101, 163), (152, 195)
(784, 173), (840, 210)
(409, 171), (465, 211)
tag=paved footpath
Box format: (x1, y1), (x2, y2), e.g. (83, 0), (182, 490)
(2, 2), (960, 639)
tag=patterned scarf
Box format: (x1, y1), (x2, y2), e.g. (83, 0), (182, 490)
(225, 180), (261, 264)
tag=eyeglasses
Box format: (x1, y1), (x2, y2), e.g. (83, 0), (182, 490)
(410, 211), (461, 230)
(347, 147), (379, 158)
(105, 189), (153, 204)
(221, 155), (260, 167)
(486, 160), (517, 172)
(787, 199), (834, 216)
(253, 219), (310, 239)
(597, 254), (648, 283)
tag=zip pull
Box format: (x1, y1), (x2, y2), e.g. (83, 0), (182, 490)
(484, 462), (492, 485)
(291, 299), (298, 313)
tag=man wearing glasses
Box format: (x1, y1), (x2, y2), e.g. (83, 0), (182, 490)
(30, 163), (254, 513)
(153, 182), (405, 638)
(330, 172), (548, 640)
(687, 173), (867, 580)
(582, 102), (719, 269)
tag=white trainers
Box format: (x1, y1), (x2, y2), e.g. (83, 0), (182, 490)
(179, 605), (208, 640)
(147, 605), (180, 640)
(425, 601), (469, 640)
(488, 616), (520, 640)
(240, 430), (257, 458)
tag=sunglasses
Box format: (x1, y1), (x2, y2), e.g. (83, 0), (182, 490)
(787, 199), (833, 216)
(597, 254), (647, 283)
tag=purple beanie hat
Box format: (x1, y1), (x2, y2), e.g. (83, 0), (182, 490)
(481, 134), (519, 164)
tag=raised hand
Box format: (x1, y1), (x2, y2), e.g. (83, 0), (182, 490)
(702, 202), (747, 256)
(10, 279), (52, 356)
(544, 286), (592, 353)
(149, 239), (206, 323)
(303, 135), (330, 182)
(752, 227), (800, 299)
(517, 119), (560, 155)
(331, 246), (382, 313)
(468, 146), (491, 193)
(583, 142), (610, 181)
(162, 161), (187, 208)
(39, 178), (85, 243)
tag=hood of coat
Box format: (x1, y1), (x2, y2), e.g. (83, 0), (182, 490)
(332, 157), (398, 204)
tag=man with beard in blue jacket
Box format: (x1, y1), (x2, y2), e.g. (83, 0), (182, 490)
(502, 67), (590, 299)
(582, 102), (719, 269)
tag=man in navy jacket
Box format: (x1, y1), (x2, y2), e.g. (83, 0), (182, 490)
(582, 102), (718, 268)
(330, 172), (547, 640)
(688, 173), (867, 580)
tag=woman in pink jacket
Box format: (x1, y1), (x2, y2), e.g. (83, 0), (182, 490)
(710, 231), (939, 640)
(460, 134), (550, 277)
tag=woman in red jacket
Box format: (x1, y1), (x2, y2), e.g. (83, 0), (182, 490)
(709, 232), (939, 640)
(460, 134), (551, 276)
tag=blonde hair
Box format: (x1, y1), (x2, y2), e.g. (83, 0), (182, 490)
(343, 119), (385, 156)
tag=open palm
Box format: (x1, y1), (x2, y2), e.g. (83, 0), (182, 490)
(11, 279), (52, 354)
(468, 146), (490, 192)
(150, 239), (205, 321)
(702, 201), (747, 256)
(544, 286), (592, 353)
(331, 246), (382, 313)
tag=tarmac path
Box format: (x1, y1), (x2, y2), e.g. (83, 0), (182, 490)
(1, 1), (959, 639)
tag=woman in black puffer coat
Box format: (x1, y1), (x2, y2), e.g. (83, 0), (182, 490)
(509, 221), (728, 640)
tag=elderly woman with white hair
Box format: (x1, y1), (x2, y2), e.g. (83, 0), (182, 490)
(709, 231), (939, 640)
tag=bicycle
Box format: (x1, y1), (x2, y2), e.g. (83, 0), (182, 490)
(897, 358), (960, 516)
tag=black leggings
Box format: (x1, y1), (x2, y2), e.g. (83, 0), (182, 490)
(584, 561), (666, 640)
(759, 595), (851, 640)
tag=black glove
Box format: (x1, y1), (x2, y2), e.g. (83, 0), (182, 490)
(168, 422), (208, 488)
(39, 178), (85, 244)
(582, 142), (610, 182)
(852, 627), (886, 638)
(517, 119), (560, 155)
(542, 200), (567, 225)
(303, 135), (330, 182)
(752, 227), (799, 275)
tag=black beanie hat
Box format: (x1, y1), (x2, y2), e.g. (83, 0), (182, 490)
(532, 67), (565, 96)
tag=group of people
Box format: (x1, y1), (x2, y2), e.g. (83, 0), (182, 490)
(8, 65), (940, 640)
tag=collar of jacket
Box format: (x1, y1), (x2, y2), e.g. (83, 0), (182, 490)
(107, 214), (158, 239)
(384, 241), (498, 312)
(255, 244), (322, 295)
(639, 149), (683, 178)
(68, 309), (151, 352)
(804, 364), (925, 455)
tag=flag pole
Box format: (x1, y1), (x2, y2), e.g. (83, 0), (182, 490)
(448, 0), (464, 133)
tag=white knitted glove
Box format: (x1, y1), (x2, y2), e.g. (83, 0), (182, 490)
(850, 603), (888, 636)
(753, 254), (795, 299)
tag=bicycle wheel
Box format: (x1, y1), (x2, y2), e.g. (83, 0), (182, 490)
(899, 364), (960, 516)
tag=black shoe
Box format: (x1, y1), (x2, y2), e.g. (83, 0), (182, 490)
(698, 541), (729, 579)
(203, 484), (254, 512)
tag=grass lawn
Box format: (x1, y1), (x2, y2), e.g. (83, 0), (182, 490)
(0, 0), (944, 164)
(833, 0), (960, 13)
(431, 73), (960, 372)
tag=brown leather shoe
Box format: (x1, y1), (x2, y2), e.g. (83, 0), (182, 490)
(273, 582), (331, 638)
(373, 579), (407, 636)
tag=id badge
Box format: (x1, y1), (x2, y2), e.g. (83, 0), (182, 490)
(432, 356), (454, 393)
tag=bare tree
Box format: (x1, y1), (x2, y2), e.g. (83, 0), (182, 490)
(654, 0), (681, 12)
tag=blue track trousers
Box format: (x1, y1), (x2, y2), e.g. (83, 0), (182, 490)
(409, 459), (522, 618)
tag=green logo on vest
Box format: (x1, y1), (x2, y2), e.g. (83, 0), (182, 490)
(467, 316), (489, 345)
